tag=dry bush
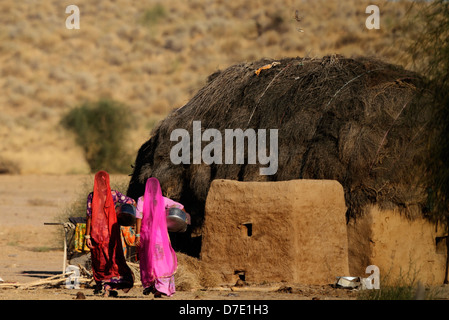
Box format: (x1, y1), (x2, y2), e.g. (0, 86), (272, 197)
(0, 156), (21, 174)
(175, 252), (221, 291)
(61, 99), (134, 174)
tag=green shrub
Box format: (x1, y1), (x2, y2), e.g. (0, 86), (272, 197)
(61, 99), (133, 174)
(140, 4), (167, 27)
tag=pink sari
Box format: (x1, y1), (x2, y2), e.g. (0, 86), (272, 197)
(139, 178), (177, 296)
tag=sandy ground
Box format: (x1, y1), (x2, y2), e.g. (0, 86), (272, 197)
(0, 174), (445, 303)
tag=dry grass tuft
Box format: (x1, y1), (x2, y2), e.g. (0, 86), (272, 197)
(175, 252), (222, 291)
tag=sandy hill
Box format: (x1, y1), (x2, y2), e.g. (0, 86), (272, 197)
(0, 0), (419, 174)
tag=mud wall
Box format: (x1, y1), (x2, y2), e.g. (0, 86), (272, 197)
(201, 179), (349, 285)
(348, 205), (447, 285)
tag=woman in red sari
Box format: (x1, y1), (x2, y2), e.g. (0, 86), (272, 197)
(85, 171), (135, 297)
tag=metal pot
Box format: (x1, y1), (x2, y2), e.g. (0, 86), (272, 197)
(116, 203), (137, 226)
(166, 207), (191, 233)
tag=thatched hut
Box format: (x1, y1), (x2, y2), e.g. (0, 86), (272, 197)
(127, 55), (432, 255)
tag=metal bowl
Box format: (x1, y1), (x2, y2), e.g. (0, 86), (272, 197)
(166, 207), (191, 233)
(116, 203), (137, 226)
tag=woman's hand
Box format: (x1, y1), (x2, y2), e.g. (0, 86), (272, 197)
(86, 237), (93, 249)
(135, 218), (141, 248)
(85, 216), (93, 248)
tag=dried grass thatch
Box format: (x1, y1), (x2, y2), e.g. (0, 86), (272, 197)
(175, 252), (222, 291)
(127, 55), (432, 232)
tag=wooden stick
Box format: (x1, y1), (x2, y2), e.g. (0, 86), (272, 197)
(204, 287), (231, 291)
(230, 286), (281, 292)
(205, 286), (281, 292)
(23, 276), (91, 288)
(62, 231), (67, 274)
(1, 277), (92, 290)
(0, 272), (75, 289)
(0, 283), (20, 288)
(20, 272), (75, 288)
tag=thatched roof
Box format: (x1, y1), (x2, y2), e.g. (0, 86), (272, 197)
(127, 55), (432, 230)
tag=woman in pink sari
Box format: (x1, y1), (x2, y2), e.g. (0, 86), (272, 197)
(135, 178), (178, 297)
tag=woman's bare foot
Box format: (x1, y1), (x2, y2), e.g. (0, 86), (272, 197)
(103, 285), (111, 297)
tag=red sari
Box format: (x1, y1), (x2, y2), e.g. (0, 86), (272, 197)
(90, 171), (134, 291)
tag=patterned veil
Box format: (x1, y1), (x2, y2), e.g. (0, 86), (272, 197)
(139, 177), (177, 291)
(90, 170), (133, 288)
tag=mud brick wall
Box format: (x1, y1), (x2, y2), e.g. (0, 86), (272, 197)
(201, 179), (349, 285)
